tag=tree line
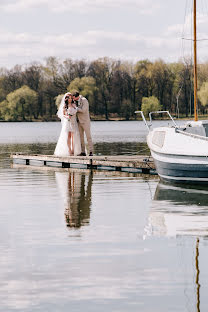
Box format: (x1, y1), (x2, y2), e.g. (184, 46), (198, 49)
(0, 56), (208, 121)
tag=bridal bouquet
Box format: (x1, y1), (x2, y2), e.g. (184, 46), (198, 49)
(66, 106), (77, 119)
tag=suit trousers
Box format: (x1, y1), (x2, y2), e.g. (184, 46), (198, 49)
(78, 122), (93, 153)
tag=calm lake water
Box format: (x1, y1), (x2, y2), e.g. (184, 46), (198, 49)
(1, 121), (208, 312)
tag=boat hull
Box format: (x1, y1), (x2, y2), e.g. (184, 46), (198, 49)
(152, 150), (208, 183)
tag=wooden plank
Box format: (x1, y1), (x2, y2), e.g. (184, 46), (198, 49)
(11, 153), (156, 173)
(12, 154), (91, 164)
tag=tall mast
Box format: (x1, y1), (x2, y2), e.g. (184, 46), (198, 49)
(194, 0), (198, 121)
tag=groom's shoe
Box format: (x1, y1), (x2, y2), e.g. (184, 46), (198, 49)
(78, 152), (86, 156)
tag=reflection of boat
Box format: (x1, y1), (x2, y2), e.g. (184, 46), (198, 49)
(137, 1), (208, 184)
(145, 181), (204, 312)
(55, 170), (93, 228)
(145, 182), (208, 238)
(154, 182), (208, 207)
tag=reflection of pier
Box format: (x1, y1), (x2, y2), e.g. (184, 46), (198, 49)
(56, 171), (93, 228)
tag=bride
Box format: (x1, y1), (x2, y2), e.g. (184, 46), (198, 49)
(54, 93), (81, 156)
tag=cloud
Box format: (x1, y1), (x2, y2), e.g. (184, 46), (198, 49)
(0, 0), (159, 15)
(0, 0), (48, 12)
(0, 25), (207, 67)
(0, 29), (178, 66)
(164, 12), (208, 45)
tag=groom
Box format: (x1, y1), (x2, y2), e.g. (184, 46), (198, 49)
(72, 91), (93, 156)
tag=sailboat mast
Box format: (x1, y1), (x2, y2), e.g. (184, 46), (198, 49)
(194, 0), (198, 121)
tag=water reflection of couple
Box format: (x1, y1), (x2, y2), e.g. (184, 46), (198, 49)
(56, 170), (93, 228)
(54, 91), (93, 157)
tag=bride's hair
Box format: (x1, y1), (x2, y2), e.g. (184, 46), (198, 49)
(64, 97), (68, 109)
(64, 93), (72, 109)
(57, 92), (72, 120)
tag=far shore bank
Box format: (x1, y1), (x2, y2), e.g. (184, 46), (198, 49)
(1, 114), (208, 122)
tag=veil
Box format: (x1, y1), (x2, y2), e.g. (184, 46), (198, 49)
(57, 93), (70, 121)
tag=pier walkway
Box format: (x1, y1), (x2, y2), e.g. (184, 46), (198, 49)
(11, 154), (156, 175)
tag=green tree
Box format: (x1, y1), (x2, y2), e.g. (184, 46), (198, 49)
(55, 94), (64, 109)
(68, 76), (98, 110)
(134, 60), (154, 106)
(109, 62), (132, 116)
(0, 85), (38, 121)
(120, 99), (132, 120)
(141, 96), (161, 117)
(23, 64), (44, 117)
(0, 100), (9, 120)
(42, 57), (63, 117)
(0, 65), (24, 94)
(198, 82), (208, 107)
(151, 59), (174, 111)
(87, 58), (112, 118)
(177, 58), (193, 116)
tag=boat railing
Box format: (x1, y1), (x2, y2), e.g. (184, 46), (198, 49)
(149, 111), (178, 128)
(135, 110), (178, 131)
(175, 128), (208, 142)
(135, 111), (150, 130)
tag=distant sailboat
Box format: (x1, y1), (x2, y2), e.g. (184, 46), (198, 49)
(137, 0), (208, 184)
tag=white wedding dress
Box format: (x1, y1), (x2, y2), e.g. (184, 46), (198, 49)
(54, 94), (81, 156)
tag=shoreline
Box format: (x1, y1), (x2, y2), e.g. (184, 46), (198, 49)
(1, 115), (208, 122)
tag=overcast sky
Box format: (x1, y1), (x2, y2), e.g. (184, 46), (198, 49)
(0, 0), (208, 68)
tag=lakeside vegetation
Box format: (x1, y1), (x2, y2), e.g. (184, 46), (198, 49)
(0, 56), (208, 121)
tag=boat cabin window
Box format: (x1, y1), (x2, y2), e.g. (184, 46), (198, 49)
(203, 124), (208, 137)
(152, 131), (166, 148)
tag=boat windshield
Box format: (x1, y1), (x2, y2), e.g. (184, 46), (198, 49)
(180, 121), (208, 137)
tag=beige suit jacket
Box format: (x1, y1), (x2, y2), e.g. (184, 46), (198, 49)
(76, 96), (91, 125)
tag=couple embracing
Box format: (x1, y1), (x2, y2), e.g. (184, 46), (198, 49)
(54, 91), (93, 157)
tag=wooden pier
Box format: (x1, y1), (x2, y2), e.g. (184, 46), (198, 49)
(11, 154), (156, 174)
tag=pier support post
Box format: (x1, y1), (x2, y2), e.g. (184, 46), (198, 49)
(62, 162), (71, 168)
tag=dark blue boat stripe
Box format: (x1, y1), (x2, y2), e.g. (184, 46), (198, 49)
(155, 159), (208, 178)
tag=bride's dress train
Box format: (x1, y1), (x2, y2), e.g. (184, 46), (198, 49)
(54, 94), (81, 157)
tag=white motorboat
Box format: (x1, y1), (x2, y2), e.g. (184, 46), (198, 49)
(137, 0), (208, 184)
(142, 111), (208, 183)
